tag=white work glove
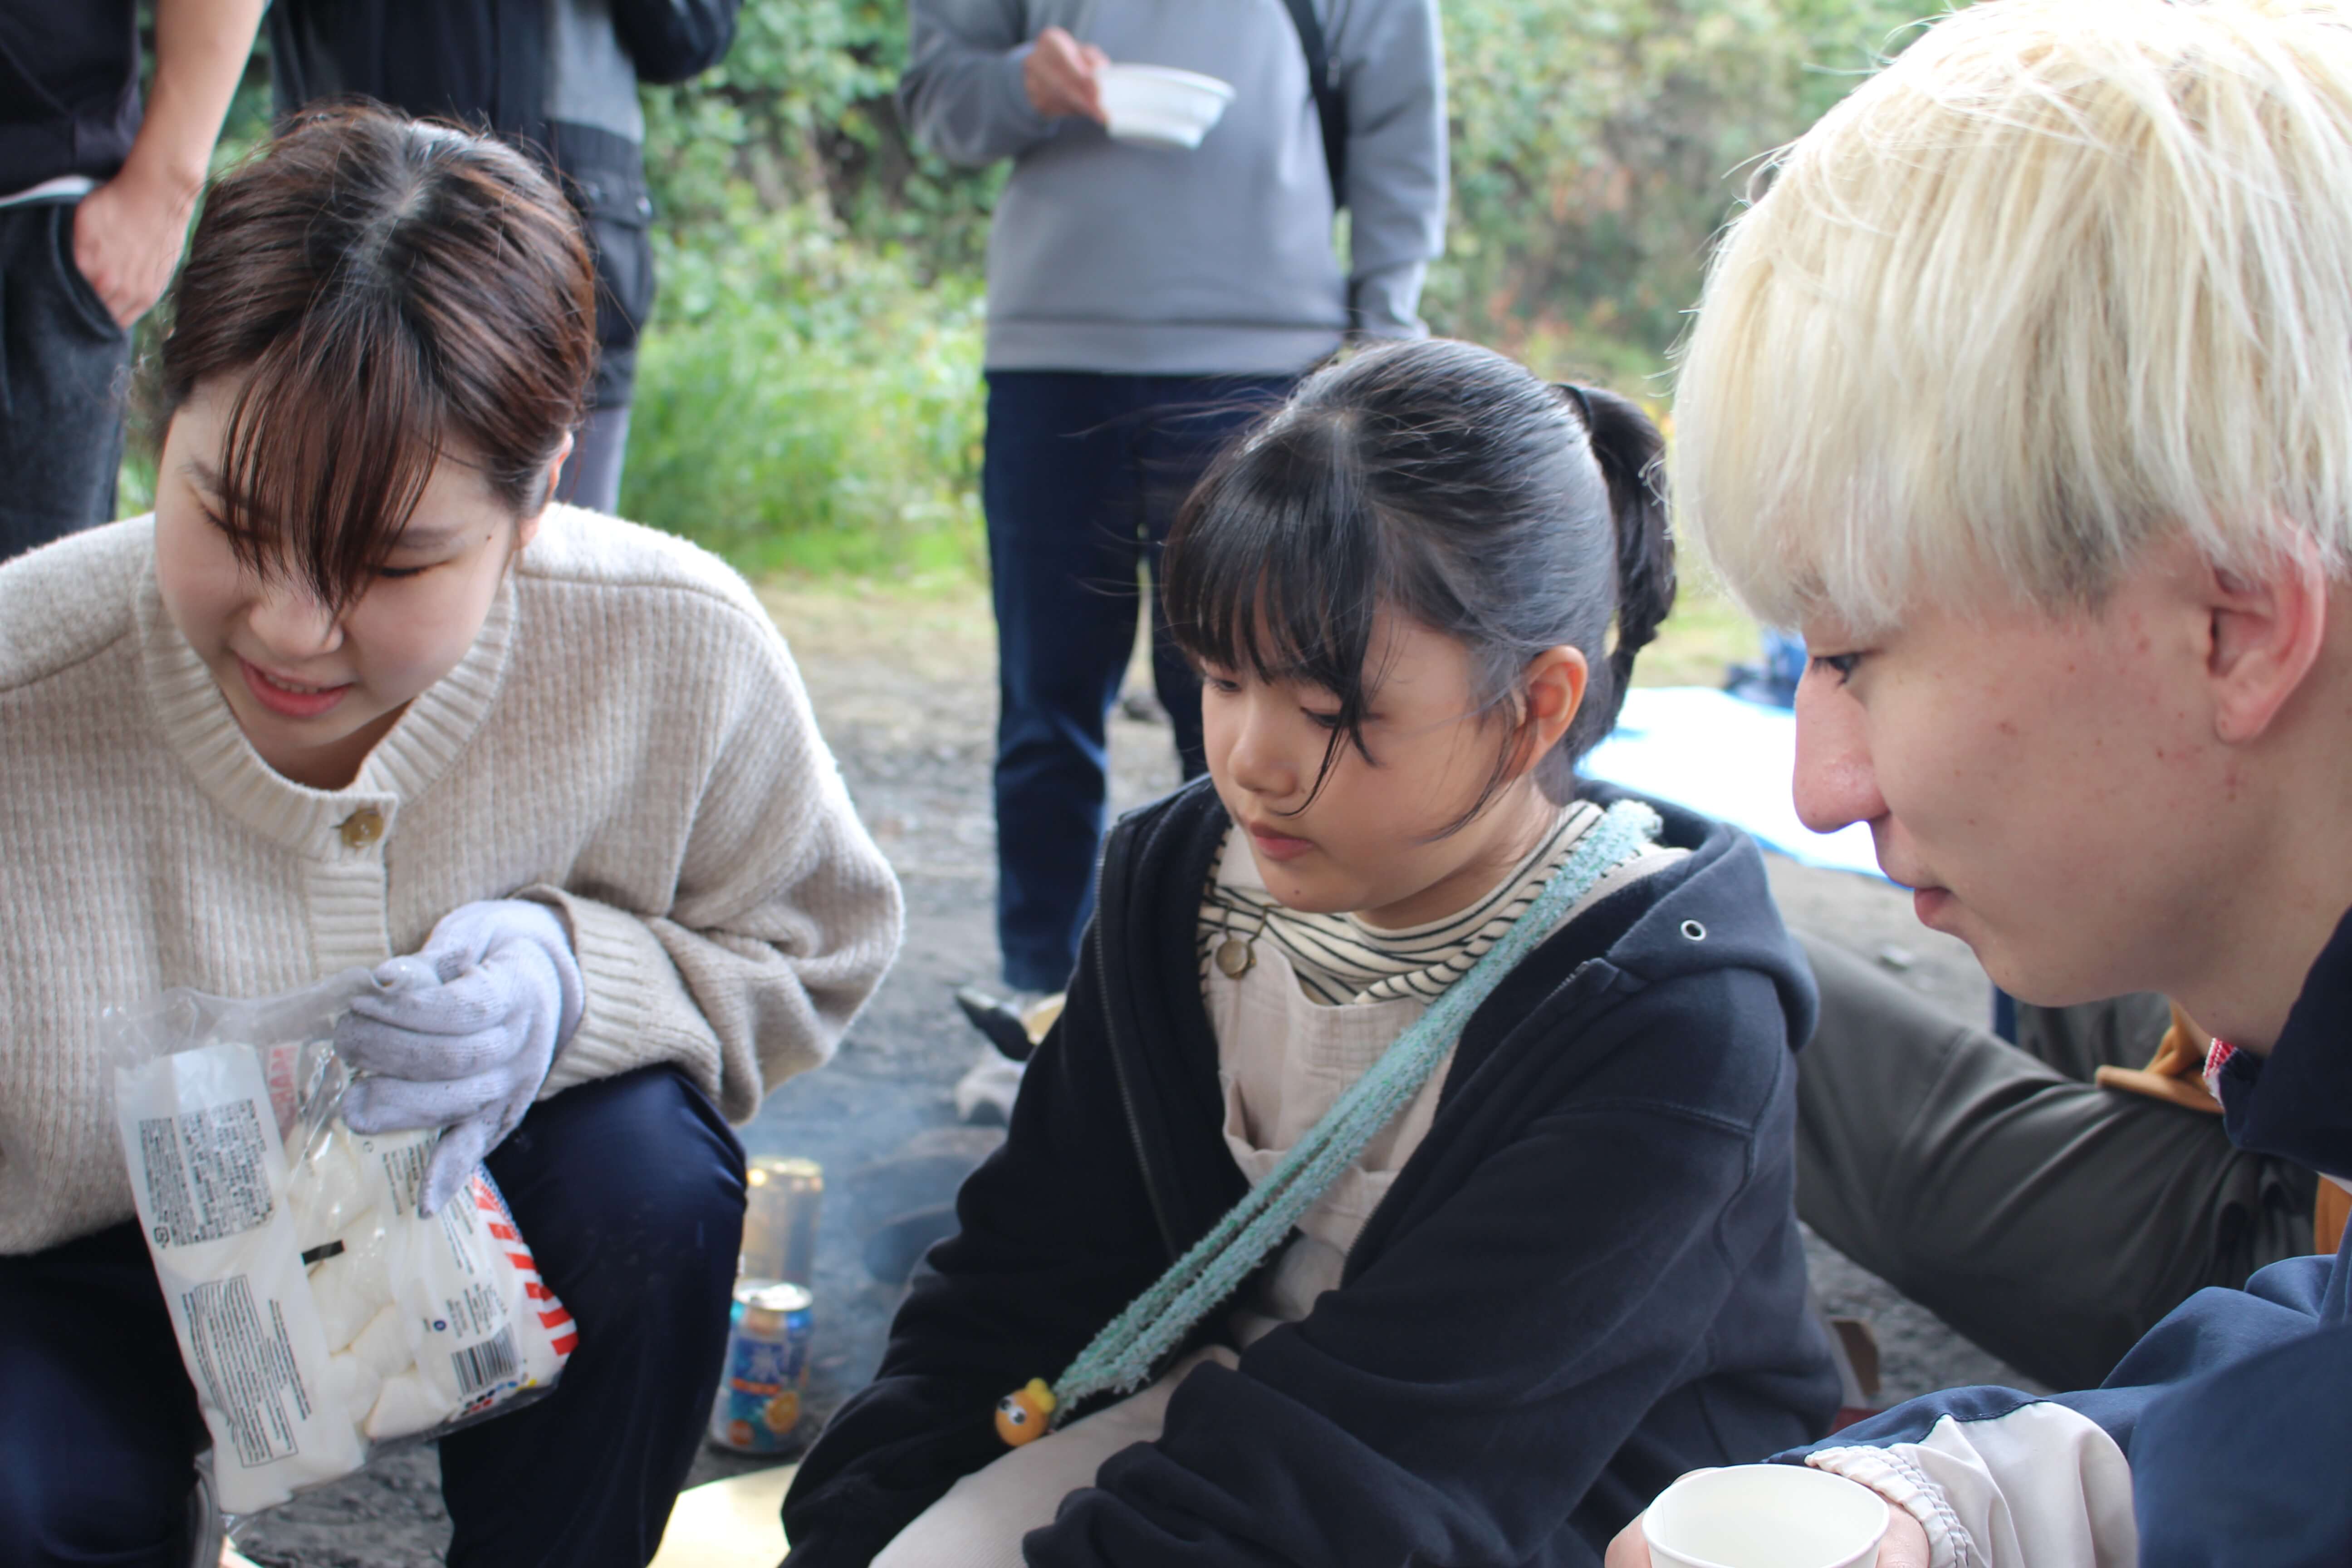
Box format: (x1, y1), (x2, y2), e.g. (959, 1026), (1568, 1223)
(336, 900), (587, 1215)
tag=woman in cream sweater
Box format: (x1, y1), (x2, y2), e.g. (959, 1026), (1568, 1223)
(0, 106), (902, 1566)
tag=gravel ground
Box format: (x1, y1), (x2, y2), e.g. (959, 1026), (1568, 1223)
(231, 582), (2037, 1566)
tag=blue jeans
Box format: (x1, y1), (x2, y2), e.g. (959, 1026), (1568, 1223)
(0, 1065), (746, 1568)
(984, 370), (1295, 993)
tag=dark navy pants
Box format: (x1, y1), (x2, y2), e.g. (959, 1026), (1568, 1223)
(0, 201), (129, 564)
(0, 1066), (746, 1568)
(983, 369), (1295, 993)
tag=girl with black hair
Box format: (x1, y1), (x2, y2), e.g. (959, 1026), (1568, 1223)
(785, 340), (1839, 1568)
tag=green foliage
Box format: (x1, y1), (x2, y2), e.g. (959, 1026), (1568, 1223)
(1426, 0), (1918, 383)
(622, 0), (1927, 573)
(617, 198), (986, 580)
(638, 0), (1002, 286)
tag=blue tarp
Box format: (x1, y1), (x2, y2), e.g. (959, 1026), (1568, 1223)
(1581, 686), (1886, 880)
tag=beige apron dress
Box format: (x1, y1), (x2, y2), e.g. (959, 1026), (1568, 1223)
(875, 822), (1678, 1568)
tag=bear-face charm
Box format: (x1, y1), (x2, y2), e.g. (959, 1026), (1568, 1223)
(994, 1378), (1058, 1446)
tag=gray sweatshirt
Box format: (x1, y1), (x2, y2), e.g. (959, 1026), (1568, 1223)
(902, 0), (1446, 375)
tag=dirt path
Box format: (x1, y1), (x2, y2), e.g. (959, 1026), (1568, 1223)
(233, 580), (2032, 1566)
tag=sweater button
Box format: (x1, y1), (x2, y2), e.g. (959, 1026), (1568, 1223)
(340, 807), (385, 848)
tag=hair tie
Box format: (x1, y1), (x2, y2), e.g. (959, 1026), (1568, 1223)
(1555, 381), (1597, 430)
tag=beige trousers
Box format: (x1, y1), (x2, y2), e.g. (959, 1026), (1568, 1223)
(871, 1347), (1238, 1568)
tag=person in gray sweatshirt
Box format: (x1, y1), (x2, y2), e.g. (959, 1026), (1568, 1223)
(903, 0), (1447, 1003)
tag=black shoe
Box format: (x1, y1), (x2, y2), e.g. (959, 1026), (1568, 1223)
(955, 985), (1040, 1063)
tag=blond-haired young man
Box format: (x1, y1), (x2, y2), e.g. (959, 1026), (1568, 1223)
(1618, 1), (2352, 1563)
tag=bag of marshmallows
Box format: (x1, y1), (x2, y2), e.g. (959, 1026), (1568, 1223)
(108, 971), (576, 1516)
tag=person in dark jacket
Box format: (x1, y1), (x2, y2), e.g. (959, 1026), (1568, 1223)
(1632, 1), (2352, 1562)
(0, 0), (265, 561)
(266, 0), (741, 513)
(784, 341), (1840, 1568)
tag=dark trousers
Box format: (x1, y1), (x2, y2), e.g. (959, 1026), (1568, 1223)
(557, 398), (634, 516)
(1796, 933), (2316, 1391)
(984, 369), (1294, 993)
(0, 1065), (746, 1568)
(0, 200), (130, 563)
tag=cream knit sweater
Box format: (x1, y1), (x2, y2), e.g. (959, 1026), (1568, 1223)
(0, 508), (904, 1254)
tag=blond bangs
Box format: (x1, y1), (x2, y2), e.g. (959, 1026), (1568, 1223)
(1675, 0), (2352, 634)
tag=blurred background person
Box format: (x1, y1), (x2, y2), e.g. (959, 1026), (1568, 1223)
(1797, 938), (2336, 1393)
(0, 0), (265, 563)
(903, 0), (1447, 1018)
(266, 0), (744, 514)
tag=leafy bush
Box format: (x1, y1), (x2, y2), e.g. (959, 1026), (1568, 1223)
(621, 0), (1926, 575)
(638, 0), (1000, 282)
(618, 197), (986, 579)
(1428, 0), (1917, 382)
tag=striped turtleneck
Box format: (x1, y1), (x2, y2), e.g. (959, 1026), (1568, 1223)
(1198, 799), (1634, 1007)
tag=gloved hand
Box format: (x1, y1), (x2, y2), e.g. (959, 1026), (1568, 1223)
(336, 900), (587, 1215)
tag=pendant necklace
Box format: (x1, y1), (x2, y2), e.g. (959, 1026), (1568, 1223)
(1214, 905), (1269, 979)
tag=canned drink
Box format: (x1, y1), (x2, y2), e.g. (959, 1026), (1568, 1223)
(741, 1156), (823, 1286)
(709, 1281), (814, 1453)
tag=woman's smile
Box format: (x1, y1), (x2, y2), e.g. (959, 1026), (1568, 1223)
(237, 655), (353, 719)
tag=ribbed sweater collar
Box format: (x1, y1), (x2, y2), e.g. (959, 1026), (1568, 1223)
(137, 557), (518, 850)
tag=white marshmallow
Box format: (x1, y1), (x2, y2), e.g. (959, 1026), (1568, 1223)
(363, 1369), (451, 1442)
(347, 1303), (415, 1382)
(324, 1351), (383, 1428)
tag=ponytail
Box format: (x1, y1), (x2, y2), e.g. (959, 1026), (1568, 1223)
(1558, 383), (1676, 752)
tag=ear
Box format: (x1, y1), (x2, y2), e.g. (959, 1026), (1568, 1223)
(513, 432), (576, 554)
(2204, 530), (2328, 745)
(1510, 645), (1589, 776)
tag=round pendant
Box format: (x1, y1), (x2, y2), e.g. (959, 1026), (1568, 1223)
(1215, 936), (1257, 978)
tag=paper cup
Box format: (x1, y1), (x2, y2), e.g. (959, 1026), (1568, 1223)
(1099, 64), (1235, 150)
(1642, 1465), (1889, 1568)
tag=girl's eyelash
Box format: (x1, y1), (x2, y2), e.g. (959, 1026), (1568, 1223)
(1197, 671), (1348, 725)
(1810, 652), (1864, 683)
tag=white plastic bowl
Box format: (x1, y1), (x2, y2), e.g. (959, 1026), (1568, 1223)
(1642, 1465), (1889, 1568)
(1098, 64), (1235, 151)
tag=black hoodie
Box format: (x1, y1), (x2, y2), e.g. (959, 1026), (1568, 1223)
(786, 780), (1840, 1567)
(0, 2), (139, 192)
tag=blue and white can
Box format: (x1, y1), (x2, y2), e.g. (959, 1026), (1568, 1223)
(708, 1280), (813, 1453)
